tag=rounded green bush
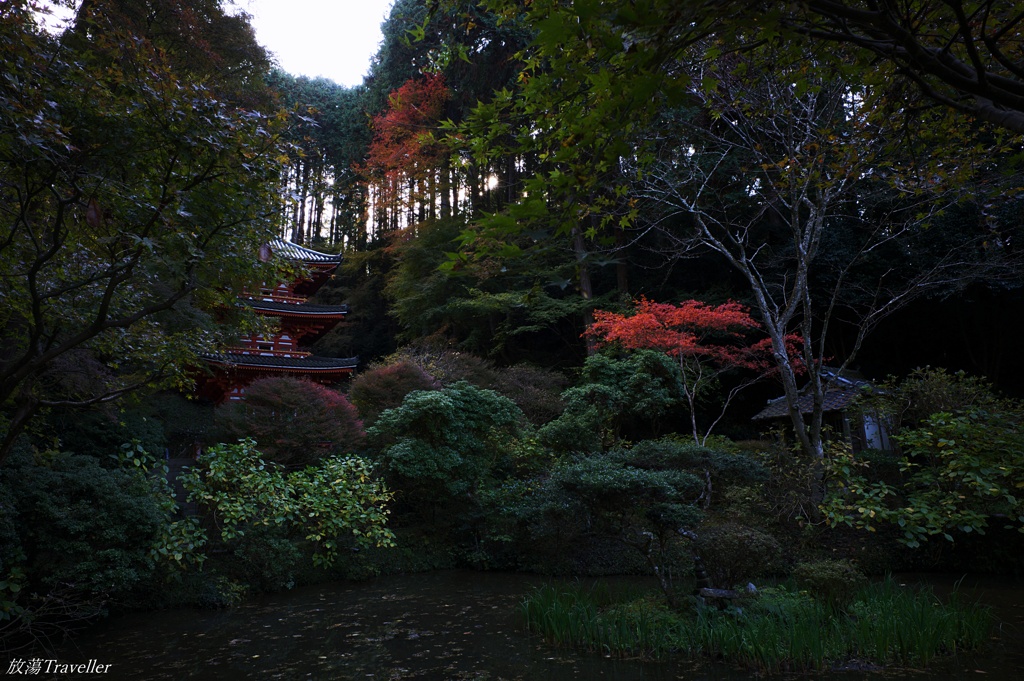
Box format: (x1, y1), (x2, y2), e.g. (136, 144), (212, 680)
(792, 558), (868, 608)
(694, 522), (783, 588)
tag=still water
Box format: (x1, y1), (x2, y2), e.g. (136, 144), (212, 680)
(48, 571), (1024, 680)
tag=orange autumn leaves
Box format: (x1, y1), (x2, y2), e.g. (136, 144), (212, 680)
(363, 73), (449, 206)
(587, 298), (803, 377)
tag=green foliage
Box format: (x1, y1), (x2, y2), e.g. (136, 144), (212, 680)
(755, 438), (828, 523)
(359, 379), (546, 559)
(694, 523), (784, 588)
(488, 364), (569, 426)
(791, 559), (868, 609)
(216, 377), (365, 466)
(383, 347), (570, 424)
(625, 438), (769, 493)
(383, 217), (472, 345)
(70, 0), (272, 105)
(383, 216), (589, 363)
(115, 440), (206, 572)
(554, 455), (705, 533)
(181, 440), (395, 569)
(143, 393), (216, 457)
(824, 407), (1024, 547)
(367, 381), (529, 526)
(313, 241), (399, 361)
(0, 433), (210, 646)
(859, 367), (1008, 437)
(49, 407), (166, 462)
(537, 406), (604, 454)
(533, 449), (706, 602)
(0, 3), (284, 460)
(457, 0), (673, 239)
(481, 437), (769, 583)
(0, 446), (166, 606)
(383, 346), (500, 387)
(224, 524), (304, 593)
(540, 350), (684, 451)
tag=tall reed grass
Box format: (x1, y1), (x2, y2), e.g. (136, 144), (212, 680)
(520, 577), (992, 672)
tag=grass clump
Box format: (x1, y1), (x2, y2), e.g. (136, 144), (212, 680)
(520, 583), (683, 657)
(521, 577), (992, 672)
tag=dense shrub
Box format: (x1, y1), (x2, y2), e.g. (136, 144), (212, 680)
(146, 393), (216, 457)
(181, 439), (394, 569)
(372, 348), (567, 426)
(537, 405), (603, 453)
(825, 407), (1024, 547)
(860, 366), (1008, 436)
(216, 377), (364, 466)
(694, 522), (783, 588)
(349, 360), (439, 426)
(540, 350), (684, 451)
(224, 524), (304, 593)
(553, 455), (706, 530)
(792, 559), (868, 608)
(0, 446), (166, 609)
(480, 438), (773, 594)
(384, 346), (499, 387)
(622, 438), (768, 506)
(490, 364), (568, 425)
(368, 381), (527, 501)
(48, 406), (165, 461)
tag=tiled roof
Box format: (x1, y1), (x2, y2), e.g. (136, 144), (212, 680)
(752, 389), (861, 420)
(202, 353), (358, 372)
(242, 299), (350, 316)
(269, 237), (343, 264)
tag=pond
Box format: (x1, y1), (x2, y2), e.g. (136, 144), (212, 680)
(39, 571), (1024, 680)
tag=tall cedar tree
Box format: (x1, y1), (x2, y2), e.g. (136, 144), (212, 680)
(362, 74), (450, 231)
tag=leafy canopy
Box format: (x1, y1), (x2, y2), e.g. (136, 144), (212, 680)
(368, 381), (527, 498)
(0, 1), (283, 462)
(825, 408), (1024, 547)
(181, 439), (395, 568)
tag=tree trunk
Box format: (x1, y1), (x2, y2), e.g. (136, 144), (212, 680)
(440, 162), (451, 219)
(572, 226), (596, 355)
(293, 161), (310, 244)
(615, 227), (629, 295)
(0, 388), (39, 465)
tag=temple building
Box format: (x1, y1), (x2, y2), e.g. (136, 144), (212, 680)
(196, 237), (357, 402)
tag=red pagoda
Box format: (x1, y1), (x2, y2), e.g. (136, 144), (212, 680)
(197, 237), (357, 402)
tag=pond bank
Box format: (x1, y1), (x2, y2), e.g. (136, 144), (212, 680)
(43, 571), (1024, 680)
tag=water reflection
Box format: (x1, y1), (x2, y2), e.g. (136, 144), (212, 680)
(48, 571), (1023, 681)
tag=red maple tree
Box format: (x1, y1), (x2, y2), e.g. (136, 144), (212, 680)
(586, 298), (803, 444)
(217, 377), (365, 466)
(362, 73), (449, 220)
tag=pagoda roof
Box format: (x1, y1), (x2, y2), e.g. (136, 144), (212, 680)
(202, 353), (358, 373)
(243, 299), (350, 318)
(270, 237), (343, 265)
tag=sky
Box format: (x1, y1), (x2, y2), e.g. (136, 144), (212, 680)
(239, 0), (395, 87)
(35, 1), (394, 88)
